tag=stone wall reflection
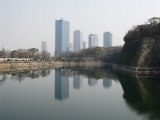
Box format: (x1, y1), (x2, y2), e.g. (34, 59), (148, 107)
(118, 73), (160, 120)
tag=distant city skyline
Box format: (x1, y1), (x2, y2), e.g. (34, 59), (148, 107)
(0, 0), (159, 53)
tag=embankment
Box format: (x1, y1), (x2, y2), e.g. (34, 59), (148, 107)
(0, 61), (106, 73)
(114, 37), (160, 76)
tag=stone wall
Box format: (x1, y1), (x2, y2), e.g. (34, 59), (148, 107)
(0, 61), (106, 73)
(115, 36), (160, 76)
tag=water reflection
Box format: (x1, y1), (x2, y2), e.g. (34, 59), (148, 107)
(117, 74), (160, 120)
(1, 67), (160, 120)
(103, 78), (112, 88)
(88, 78), (98, 86)
(0, 69), (51, 83)
(0, 74), (7, 85)
(73, 75), (82, 89)
(55, 69), (69, 101)
(68, 67), (118, 80)
(53, 68), (117, 102)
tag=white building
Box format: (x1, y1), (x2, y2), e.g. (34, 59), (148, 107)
(74, 30), (83, 52)
(41, 41), (47, 52)
(83, 41), (86, 49)
(69, 43), (73, 52)
(88, 34), (98, 48)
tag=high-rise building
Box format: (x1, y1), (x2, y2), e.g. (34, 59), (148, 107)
(55, 19), (70, 57)
(74, 30), (83, 52)
(83, 41), (86, 49)
(69, 43), (73, 52)
(88, 34), (98, 48)
(103, 32), (112, 48)
(41, 41), (47, 52)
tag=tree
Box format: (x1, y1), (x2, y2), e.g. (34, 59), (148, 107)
(10, 50), (17, 60)
(2, 48), (6, 61)
(148, 17), (160, 25)
(27, 48), (39, 60)
(40, 51), (51, 61)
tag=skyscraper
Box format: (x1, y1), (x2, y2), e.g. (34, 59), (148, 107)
(41, 41), (47, 52)
(83, 41), (86, 49)
(103, 32), (112, 48)
(55, 19), (70, 57)
(88, 34), (98, 48)
(73, 30), (83, 52)
(69, 43), (73, 52)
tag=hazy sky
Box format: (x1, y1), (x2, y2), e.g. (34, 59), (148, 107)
(0, 0), (159, 54)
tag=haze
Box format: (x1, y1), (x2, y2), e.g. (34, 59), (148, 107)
(0, 0), (159, 54)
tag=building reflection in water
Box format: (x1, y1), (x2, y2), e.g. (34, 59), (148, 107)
(73, 75), (82, 89)
(0, 74), (7, 85)
(103, 78), (112, 88)
(55, 69), (69, 101)
(88, 78), (98, 86)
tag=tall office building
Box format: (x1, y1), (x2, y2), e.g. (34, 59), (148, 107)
(55, 69), (69, 101)
(74, 30), (83, 52)
(83, 41), (86, 49)
(55, 19), (70, 57)
(88, 34), (98, 48)
(41, 41), (47, 52)
(69, 43), (73, 52)
(103, 32), (112, 48)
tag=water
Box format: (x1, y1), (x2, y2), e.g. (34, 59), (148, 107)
(0, 68), (159, 120)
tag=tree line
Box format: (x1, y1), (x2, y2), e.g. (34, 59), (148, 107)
(124, 17), (160, 42)
(0, 48), (51, 61)
(58, 46), (122, 63)
(0, 46), (122, 63)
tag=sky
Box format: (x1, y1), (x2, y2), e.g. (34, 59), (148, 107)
(0, 0), (159, 54)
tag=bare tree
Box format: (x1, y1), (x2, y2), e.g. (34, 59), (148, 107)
(40, 51), (51, 61)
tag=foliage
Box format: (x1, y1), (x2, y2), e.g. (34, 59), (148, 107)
(124, 17), (160, 42)
(118, 17), (160, 67)
(60, 46), (122, 63)
(0, 48), (51, 61)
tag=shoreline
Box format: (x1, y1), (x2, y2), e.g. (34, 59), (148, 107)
(0, 61), (106, 73)
(113, 64), (160, 77)
(1, 61), (160, 77)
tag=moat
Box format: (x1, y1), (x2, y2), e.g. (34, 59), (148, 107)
(0, 68), (160, 120)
